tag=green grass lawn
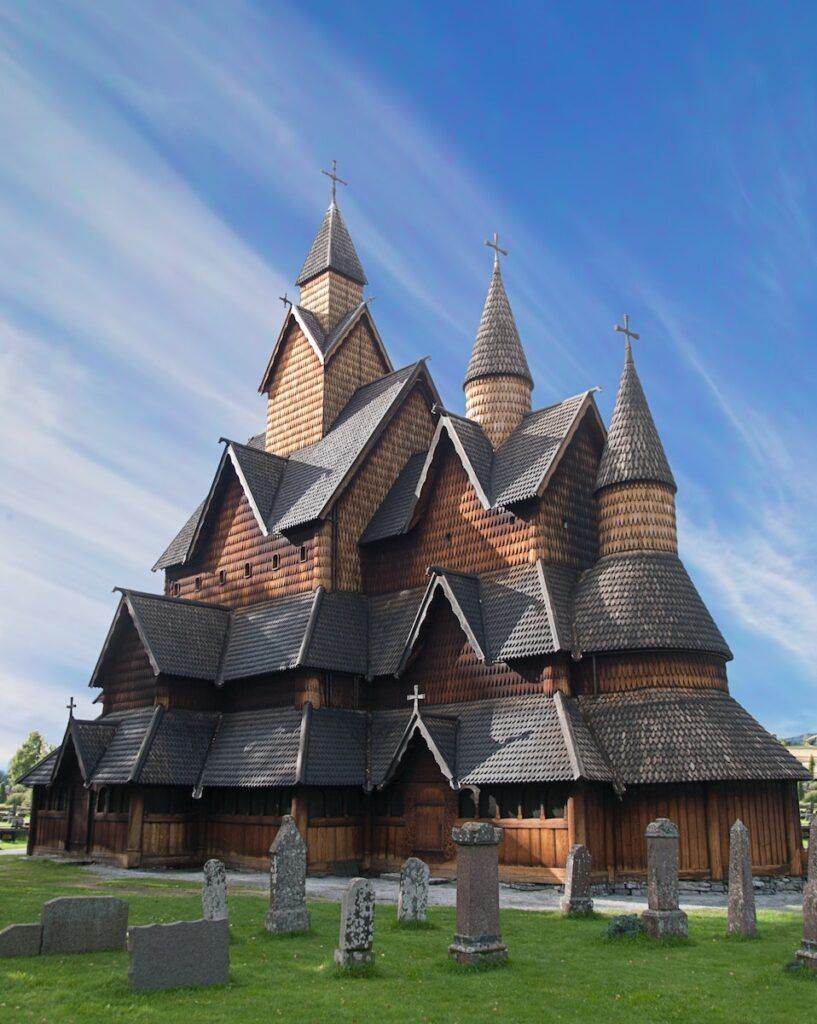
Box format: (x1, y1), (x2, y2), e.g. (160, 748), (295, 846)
(0, 854), (813, 1024)
(0, 836), (27, 851)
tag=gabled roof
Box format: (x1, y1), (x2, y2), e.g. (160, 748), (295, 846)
(258, 300), (392, 394)
(579, 688), (810, 784)
(91, 707), (158, 785)
(360, 391), (601, 544)
(295, 200), (367, 287)
(595, 341), (676, 492)
(16, 748), (59, 786)
(464, 259), (532, 385)
(572, 551), (732, 659)
(89, 590), (232, 686)
(157, 361), (438, 569)
(397, 569), (487, 674)
(376, 707), (459, 788)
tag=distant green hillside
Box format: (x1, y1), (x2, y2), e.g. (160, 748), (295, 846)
(783, 733), (817, 746)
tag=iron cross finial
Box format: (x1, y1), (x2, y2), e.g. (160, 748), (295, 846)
(614, 313), (640, 344)
(406, 684), (426, 714)
(66, 696), (76, 718)
(485, 231), (508, 266)
(322, 159), (348, 202)
(279, 292), (290, 306)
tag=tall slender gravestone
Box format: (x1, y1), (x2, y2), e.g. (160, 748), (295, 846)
(334, 878), (375, 967)
(560, 844), (593, 916)
(265, 815), (310, 934)
(641, 819), (688, 939)
(796, 881), (817, 971)
(449, 822), (508, 965)
(398, 857), (430, 923)
(202, 859), (228, 922)
(808, 814), (816, 883)
(727, 820), (756, 937)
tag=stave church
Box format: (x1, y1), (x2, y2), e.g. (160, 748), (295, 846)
(21, 173), (808, 883)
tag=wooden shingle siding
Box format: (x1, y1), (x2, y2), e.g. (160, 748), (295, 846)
(221, 670), (323, 712)
(337, 386), (436, 590)
(598, 480), (678, 556)
(166, 473), (319, 606)
(572, 651), (728, 695)
(464, 374), (532, 448)
(322, 319), (390, 431)
(300, 270), (363, 334)
(100, 611), (156, 714)
(265, 324), (325, 456)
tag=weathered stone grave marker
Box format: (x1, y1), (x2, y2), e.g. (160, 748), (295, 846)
(641, 819), (688, 939)
(795, 880), (817, 972)
(0, 923), (42, 958)
(808, 814), (816, 883)
(40, 896), (128, 955)
(449, 822), (508, 965)
(398, 856), (429, 923)
(127, 919), (229, 991)
(334, 877), (375, 967)
(727, 820), (756, 937)
(202, 858), (228, 921)
(560, 844), (593, 916)
(266, 814), (310, 934)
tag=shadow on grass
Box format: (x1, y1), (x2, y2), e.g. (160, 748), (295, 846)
(332, 960), (379, 980)
(783, 959), (817, 981)
(443, 956), (510, 975)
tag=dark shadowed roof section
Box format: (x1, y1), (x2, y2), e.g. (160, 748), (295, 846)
(464, 260), (531, 385)
(295, 200), (367, 286)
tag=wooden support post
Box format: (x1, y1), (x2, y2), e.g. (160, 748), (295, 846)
(125, 788), (145, 868)
(785, 782), (804, 877)
(291, 793), (308, 840)
(27, 786), (40, 856)
(604, 789), (616, 882)
(566, 785), (588, 854)
(705, 783), (723, 881)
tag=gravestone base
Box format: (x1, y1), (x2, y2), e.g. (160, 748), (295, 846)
(334, 947), (374, 967)
(795, 940), (817, 971)
(265, 907), (310, 935)
(449, 933), (508, 966)
(559, 895), (593, 917)
(642, 908), (688, 939)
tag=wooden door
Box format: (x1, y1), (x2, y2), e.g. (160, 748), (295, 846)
(412, 784), (446, 859)
(68, 785), (91, 852)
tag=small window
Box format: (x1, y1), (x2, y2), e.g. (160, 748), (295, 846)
(172, 582), (181, 597)
(444, 532), (452, 546)
(218, 569), (227, 586)
(194, 576), (202, 591)
(325, 789), (344, 818)
(299, 545), (307, 563)
(479, 790), (499, 819)
(96, 788), (109, 814)
(244, 562), (252, 579)
(272, 553), (280, 572)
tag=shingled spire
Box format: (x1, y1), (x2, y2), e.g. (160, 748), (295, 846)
(464, 237), (532, 447)
(296, 167), (367, 334)
(596, 334), (678, 556)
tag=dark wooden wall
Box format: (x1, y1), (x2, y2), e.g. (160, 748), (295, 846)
(99, 609), (156, 714)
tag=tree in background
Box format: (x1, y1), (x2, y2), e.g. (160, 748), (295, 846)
(0, 767), (8, 804)
(7, 733), (53, 814)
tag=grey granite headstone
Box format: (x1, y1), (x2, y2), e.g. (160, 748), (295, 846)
(0, 923), (42, 958)
(796, 880), (817, 972)
(41, 897), (128, 955)
(449, 822), (508, 965)
(127, 918), (229, 991)
(560, 844), (593, 916)
(266, 814), (310, 934)
(641, 819), (688, 939)
(398, 857), (430, 923)
(334, 877), (375, 967)
(727, 820), (757, 938)
(808, 814), (816, 884)
(202, 858), (228, 921)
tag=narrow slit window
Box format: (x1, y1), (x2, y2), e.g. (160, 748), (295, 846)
(218, 569), (227, 586)
(172, 582), (180, 597)
(244, 562), (252, 579)
(299, 544), (307, 563)
(194, 576), (202, 592)
(272, 554), (280, 571)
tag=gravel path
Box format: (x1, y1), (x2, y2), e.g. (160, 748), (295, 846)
(79, 862), (804, 913)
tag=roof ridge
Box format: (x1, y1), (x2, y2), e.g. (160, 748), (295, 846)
(128, 705), (164, 784)
(115, 587), (232, 613)
(553, 691), (584, 780)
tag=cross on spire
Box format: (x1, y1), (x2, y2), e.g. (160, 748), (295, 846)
(322, 159), (348, 202)
(485, 231), (508, 266)
(614, 313), (640, 344)
(279, 292), (290, 306)
(66, 696), (76, 719)
(406, 684), (426, 714)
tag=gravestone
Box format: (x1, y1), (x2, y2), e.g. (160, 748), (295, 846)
(727, 820), (757, 937)
(795, 881), (817, 972)
(448, 822), (508, 965)
(127, 918), (229, 991)
(560, 844), (593, 916)
(40, 896), (128, 955)
(398, 857), (430, 923)
(640, 819), (688, 939)
(809, 814), (816, 883)
(0, 923), (42, 958)
(266, 815), (310, 934)
(202, 858), (228, 921)
(334, 877), (375, 967)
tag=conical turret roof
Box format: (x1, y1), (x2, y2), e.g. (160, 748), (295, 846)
(295, 200), (367, 286)
(464, 260), (532, 386)
(595, 342), (676, 492)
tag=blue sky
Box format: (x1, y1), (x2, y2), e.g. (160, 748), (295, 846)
(1, 1), (816, 764)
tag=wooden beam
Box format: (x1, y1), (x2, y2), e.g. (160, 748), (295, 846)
(705, 783), (723, 881)
(784, 782), (804, 877)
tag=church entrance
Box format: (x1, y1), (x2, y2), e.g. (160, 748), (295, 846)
(411, 784), (447, 859)
(395, 736), (456, 864)
(67, 784), (91, 852)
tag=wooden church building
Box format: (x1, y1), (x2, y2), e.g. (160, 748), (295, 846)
(21, 178), (808, 883)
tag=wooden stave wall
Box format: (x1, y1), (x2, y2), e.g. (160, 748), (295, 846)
(265, 324), (325, 457)
(571, 651), (729, 696)
(322, 318), (391, 434)
(98, 610), (156, 714)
